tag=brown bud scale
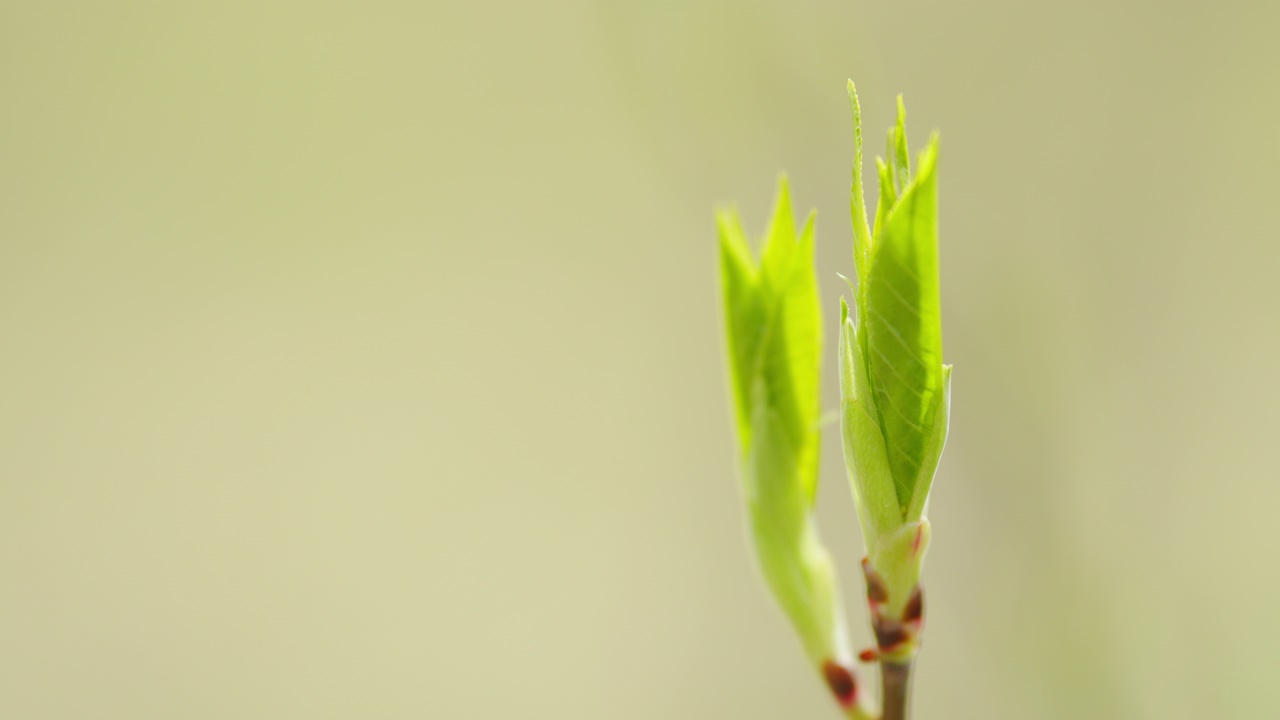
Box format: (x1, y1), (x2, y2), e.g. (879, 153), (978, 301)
(861, 558), (889, 604)
(873, 616), (909, 651)
(903, 586), (924, 625)
(821, 660), (857, 707)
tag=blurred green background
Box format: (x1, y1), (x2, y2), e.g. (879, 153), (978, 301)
(2, 2), (1278, 718)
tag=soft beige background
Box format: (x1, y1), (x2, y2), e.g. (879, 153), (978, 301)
(2, 2), (1278, 718)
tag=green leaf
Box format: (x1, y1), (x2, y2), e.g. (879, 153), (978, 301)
(718, 178), (849, 671)
(761, 175), (798, 282)
(891, 95), (911, 192)
(848, 81), (872, 285)
(906, 363), (952, 522)
(839, 310), (899, 543)
(719, 177), (822, 461)
(764, 209), (822, 492)
(873, 157), (897, 245)
(744, 396), (845, 665)
(717, 208), (762, 451)
(863, 135), (943, 511)
(717, 177), (820, 498)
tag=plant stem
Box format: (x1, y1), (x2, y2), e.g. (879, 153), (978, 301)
(880, 660), (912, 720)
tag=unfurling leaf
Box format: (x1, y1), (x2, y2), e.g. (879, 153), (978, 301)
(841, 83), (951, 628)
(719, 177), (857, 683)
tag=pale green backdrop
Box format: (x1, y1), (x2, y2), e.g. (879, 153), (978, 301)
(2, 2), (1278, 718)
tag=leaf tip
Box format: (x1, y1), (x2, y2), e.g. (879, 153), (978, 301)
(847, 80), (862, 124)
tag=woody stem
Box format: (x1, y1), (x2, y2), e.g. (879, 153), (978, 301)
(880, 660), (912, 720)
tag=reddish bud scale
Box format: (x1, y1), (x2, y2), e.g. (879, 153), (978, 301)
(861, 558), (889, 605)
(873, 616), (910, 651)
(821, 660), (858, 707)
(860, 580), (927, 661)
(903, 587), (924, 627)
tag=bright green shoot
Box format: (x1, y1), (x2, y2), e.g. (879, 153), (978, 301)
(718, 82), (950, 720)
(846, 82), (949, 526)
(842, 81), (950, 634)
(719, 178), (872, 718)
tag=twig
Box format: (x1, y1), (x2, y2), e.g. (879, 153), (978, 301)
(880, 660), (912, 720)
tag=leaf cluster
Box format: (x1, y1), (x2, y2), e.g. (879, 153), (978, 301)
(842, 82), (951, 541)
(719, 180), (849, 671)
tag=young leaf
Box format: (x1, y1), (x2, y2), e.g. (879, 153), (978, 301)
(891, 95), (911, 192)
(840, 86), (951, 653)
(848, 81), (872, 284)
(863, 136), (943, 511)
(839, 308), (899, 543)
(717, 208), (762, 450)
(718, 179), (861, 697)
(873, 157), (897, 246)
(905, 363), (952, 522)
